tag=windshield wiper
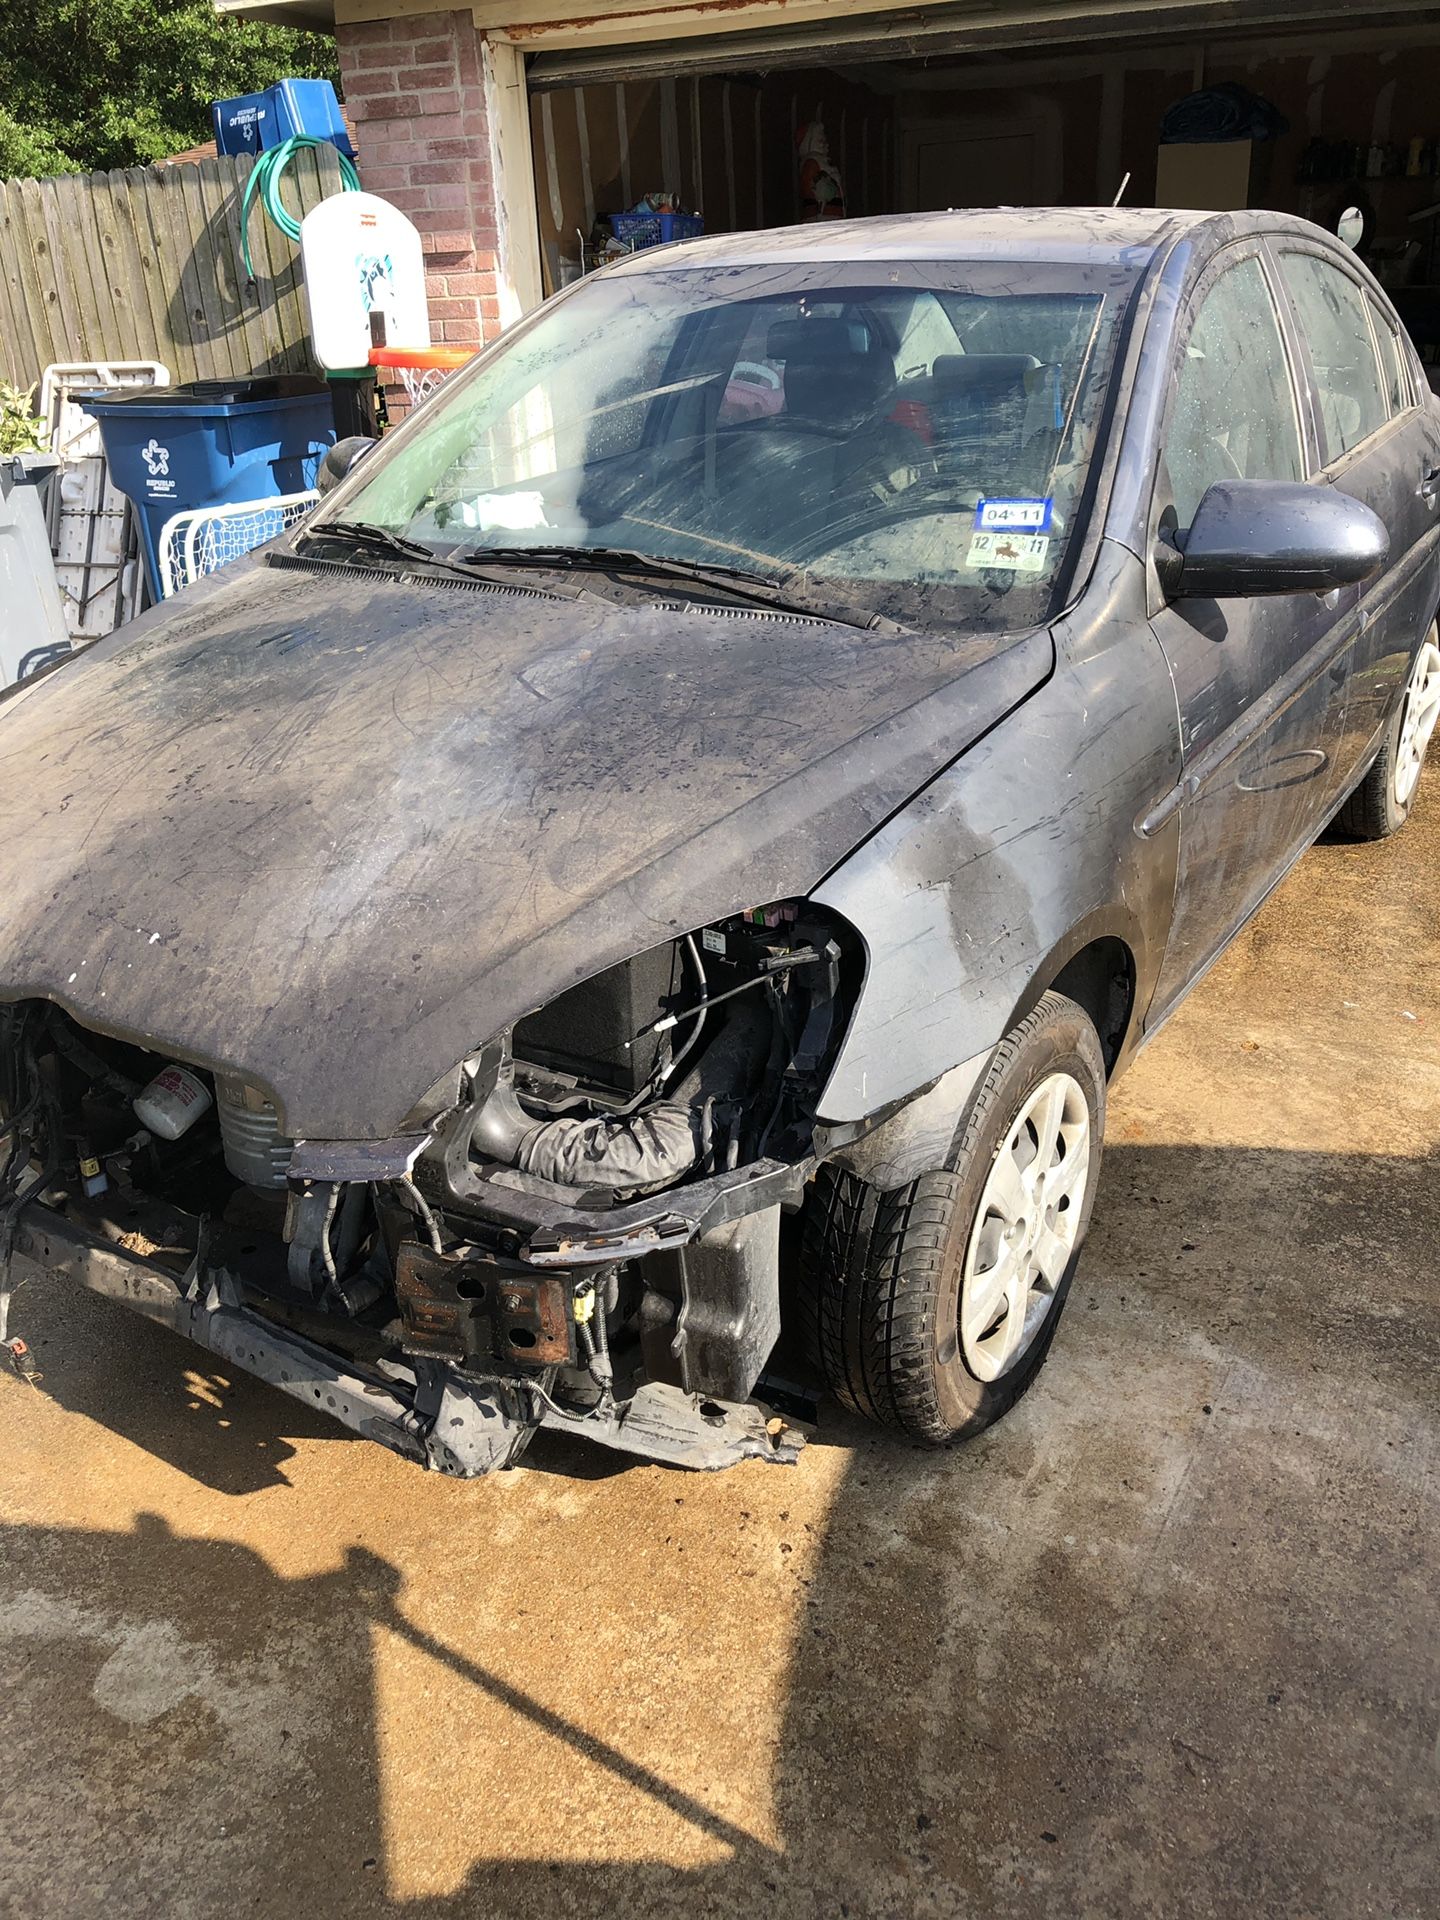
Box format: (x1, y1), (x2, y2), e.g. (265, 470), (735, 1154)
(301, 518), (443, 565)
(457, 544), (770, 585)
(450, 545), (881, 630)
(297, 519), (581, 596)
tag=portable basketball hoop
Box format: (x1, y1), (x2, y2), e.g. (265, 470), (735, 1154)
(369, 346), (474, 409)
(298, 192), (477, 431)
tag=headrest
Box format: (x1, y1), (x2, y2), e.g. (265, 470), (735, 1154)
(765, 317), (891, 425)
(767, 317), (873, 362)
(931, 354), (1042, 397)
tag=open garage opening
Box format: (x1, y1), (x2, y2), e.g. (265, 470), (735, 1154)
(514, 8), (1440, 376)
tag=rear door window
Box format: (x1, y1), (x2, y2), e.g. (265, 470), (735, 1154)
(1165, 253), (1304, 529)
(1368, 297), (1413, 416)
(1278, 252), (1390, 458)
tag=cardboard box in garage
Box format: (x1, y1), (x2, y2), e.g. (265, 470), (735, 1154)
(1156, 139), (1257, 211)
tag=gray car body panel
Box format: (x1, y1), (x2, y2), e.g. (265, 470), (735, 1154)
(809, 221), (1191, 1121)
(813, 538), (1181, 1122)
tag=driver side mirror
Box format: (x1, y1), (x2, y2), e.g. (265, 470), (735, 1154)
(1158, 478), (1389, 599)
(317, 435), (376, 496)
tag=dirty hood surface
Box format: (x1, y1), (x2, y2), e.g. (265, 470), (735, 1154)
(0, 557), (1050, 1138)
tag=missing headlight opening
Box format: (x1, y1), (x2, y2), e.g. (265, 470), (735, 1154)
(0, 903), (857, 1474)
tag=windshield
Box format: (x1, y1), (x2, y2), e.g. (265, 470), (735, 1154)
(325, 257), (1139, 630)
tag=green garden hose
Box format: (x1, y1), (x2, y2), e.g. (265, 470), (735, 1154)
(240, 135), (361, 281)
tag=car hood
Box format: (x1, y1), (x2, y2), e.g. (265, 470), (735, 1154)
(0, 555), (1051, 1139)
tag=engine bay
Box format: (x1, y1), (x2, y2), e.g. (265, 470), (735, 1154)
(0, 902), (857, 1469)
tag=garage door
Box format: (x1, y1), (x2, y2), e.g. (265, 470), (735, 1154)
(522, 0), (1440, 90)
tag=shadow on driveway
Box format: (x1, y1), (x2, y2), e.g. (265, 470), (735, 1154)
(1, 1140), (1435, 1917)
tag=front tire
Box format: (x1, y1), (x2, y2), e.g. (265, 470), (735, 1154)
(1337, 628), (1440, 840)
(799, 990), (1106, 1444)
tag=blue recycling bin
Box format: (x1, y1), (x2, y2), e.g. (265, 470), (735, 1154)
(86, 377), (335, 601)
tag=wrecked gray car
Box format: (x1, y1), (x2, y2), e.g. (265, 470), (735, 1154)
(3, 207), (1437, 1473)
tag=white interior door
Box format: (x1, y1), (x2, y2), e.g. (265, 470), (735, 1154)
(899, 101), (1062, 211)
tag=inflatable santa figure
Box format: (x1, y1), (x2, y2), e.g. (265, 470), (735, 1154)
(797, 117), (846, 221)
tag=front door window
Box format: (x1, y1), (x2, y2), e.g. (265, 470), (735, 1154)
(1165, 253), (1304, 529)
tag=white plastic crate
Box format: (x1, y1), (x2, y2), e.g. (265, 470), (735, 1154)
(157, 491), (319, 597)
(41, 359), (169, 637)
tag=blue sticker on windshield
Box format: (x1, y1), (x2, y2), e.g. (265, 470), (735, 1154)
(976, 497), (1054, 534)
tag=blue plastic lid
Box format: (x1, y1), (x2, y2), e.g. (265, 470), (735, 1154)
(83, 375), (329, 417)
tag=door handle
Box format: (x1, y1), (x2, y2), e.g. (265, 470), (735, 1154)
(1420, 464), (1440, 502)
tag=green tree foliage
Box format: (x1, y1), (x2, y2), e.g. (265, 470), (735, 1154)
(0, 0), (340, 179)
(0, 380), (49, 454)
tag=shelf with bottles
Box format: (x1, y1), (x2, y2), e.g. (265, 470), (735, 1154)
(1297, 136), (1440, 184)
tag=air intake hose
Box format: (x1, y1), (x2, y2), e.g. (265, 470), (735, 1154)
(515, 1103), (698, 1190)
(470, 1080), (698, 1190)
(470, 1000), (771, 1191)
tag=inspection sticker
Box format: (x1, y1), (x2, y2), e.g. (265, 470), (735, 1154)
(966, 530), (1050, 573)
(975, 496), (1054, 533)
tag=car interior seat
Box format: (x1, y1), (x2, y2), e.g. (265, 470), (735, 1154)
(704, 318), (930, 552)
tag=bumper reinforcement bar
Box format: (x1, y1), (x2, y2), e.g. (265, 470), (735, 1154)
(9, 1208), (805, 1475)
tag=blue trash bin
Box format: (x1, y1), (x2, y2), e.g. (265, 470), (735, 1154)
(86, 376), (335, 601)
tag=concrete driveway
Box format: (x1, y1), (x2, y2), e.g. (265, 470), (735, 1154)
(1, 786), (1436, 1920)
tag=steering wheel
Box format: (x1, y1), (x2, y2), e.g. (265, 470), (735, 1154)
(790, 488), (977, 565)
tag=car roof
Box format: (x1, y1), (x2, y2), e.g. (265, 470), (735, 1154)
(610, 205), (1341, 276)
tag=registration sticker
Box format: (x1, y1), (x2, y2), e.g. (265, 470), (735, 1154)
(965, 531), (1050, 573)
(975, 497), (1054, 533)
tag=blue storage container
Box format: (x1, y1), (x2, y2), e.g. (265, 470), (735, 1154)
(607, 210), (704, 251)
(213, 79), (355, 159)
(85, 378), (335, 601)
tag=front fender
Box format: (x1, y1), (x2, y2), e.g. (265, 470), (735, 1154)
(813, 541), (1181, 1124)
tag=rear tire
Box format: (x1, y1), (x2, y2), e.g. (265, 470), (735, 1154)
(798, 991), (1106, 1444)
(1337, 628), (1440, 840)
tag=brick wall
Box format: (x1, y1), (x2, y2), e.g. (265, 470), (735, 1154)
(336, 9), (503, 354)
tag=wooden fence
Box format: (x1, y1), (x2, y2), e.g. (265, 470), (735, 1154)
(0, 148), (351, 392)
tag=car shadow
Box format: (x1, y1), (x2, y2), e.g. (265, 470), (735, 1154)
(12, 1278), (341, 1495)
(1, 1141), (1436, 1917)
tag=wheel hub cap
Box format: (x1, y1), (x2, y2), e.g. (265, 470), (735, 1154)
(959, 1070), (1093, 1384)
(1394, 637), (1440, 809)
